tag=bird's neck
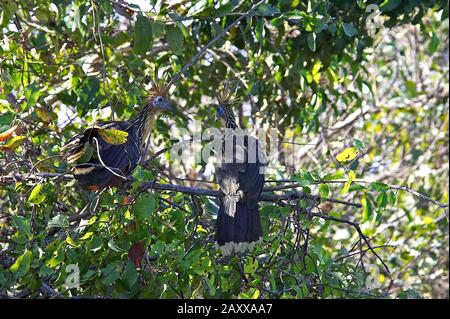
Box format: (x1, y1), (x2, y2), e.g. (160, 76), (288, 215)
(225, 120), (238, 129)
(132, 104), (158, 148)
(224, 105), (238, 129)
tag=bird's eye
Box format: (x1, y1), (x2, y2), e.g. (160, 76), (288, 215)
(156, 97), (163, 103)
(217, 106), (224, 116)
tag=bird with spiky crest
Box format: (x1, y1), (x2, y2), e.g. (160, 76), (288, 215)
(213, 82), (267, 255)
(62, 76), (173, 191)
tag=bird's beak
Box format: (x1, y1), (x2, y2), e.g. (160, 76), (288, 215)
(163, 101), (174, 111)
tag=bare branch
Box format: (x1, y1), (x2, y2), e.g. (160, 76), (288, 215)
(312, 212), (391, 273)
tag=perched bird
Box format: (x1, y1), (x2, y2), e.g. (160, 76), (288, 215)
(62, 78), (173, 191)
(213, 84), (267, 255)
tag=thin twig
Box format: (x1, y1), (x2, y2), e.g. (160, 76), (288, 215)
(92, 137), (127, 180)
(312, 212), (391, 273)
(170, 0), (266, 84)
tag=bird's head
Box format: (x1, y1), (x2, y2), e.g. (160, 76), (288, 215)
(151, 95), (173, 111)
(215, 82), (238, 128)
(146, 76), (173, 112)
(215, 103), (233, 121)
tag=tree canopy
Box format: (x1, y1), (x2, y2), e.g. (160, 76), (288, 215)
(0, 0), (448, 299)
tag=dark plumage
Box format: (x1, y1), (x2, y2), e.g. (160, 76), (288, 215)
(214, 85), (267, 255)
(62, 80), (172, 190)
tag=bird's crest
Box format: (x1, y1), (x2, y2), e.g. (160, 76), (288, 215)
(146, 73), (171, 102)
(216, 81), (240, 106)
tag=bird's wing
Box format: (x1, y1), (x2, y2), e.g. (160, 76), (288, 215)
(62, 121), (131, 162)
(63, 121), (140, 181)
(216, 134), (266, 216)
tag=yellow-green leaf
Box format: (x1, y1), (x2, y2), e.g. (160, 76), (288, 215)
(28, 184), (46, 204)
(10, 249), (32, 278)
(196, 224), (208, 234)
(1, 135), (27, 150)
(80, 231), (94, 240)
(341, 170), (356, 195)
(98, 129), (128, 145)
(0, 125), (18, 142)
(336, 147), (359, 163)
(36, 107), (57, 123)
(66, 236), (77, 247)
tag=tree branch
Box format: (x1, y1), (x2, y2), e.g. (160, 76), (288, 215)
(170, 0), (266, 84)
(311, 212), (391, 273)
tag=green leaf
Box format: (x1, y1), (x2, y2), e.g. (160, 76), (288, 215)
(46, 254), (64, 268)
(12, 215), (32, 240)
(244, 259), (258, 276)
(369, 182), (389, 192)
(307, 32), (316, 52)
(47, 214), (69, 229)
(405, 80), (418, 98)
(341, 170), (356, 195)
(322, 170), (345, 180)
(98, 128), (128, 145)
(271, 16), (285, 27)
(24, 83), (40, 110)
(107, 239), (123, 252)
(28, 183), (46, 204)
(123, 261), (138, 289)
(314, 18), (326, 33)
(342, 22), (357, 37)
(376, 191), (388, 209)
(387, 191), (396, 205)
(151, 21), (165, 38)
(428, 31), (440, 54)
(380, 0), (402, 12)
(133, 15), (153, 55)
(255, 18), (264, 43)
(101, 265), (120, 285)
(319, 184), (329, 198)
(206, 274), (216, 296)
(166, 25), (184, 52)
(10, 249), (32, 278)
(187, 0), (208, 16)
(78, 142), (94, 163)
(66, 236), (77, 247)
(214, 2), (235, 17)
(293, 171), (316, 187)
(354, 139), (364, 150)
(362, 195), (373, 222)
(257, 3), (280, 15)
(0, 0), (18, 27)
(134, 193), (156, 221)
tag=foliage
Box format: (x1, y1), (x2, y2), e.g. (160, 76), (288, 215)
(0, 0), (448, 298)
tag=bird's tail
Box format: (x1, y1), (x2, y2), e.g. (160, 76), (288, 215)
(215, 201), (262, 256)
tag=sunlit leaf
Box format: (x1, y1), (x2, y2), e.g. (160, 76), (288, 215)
(98, 129), (128, 145)
(28, 184), (46, 204)
(336, 147), (359, 163)
(0, 125), (17, 142)
(10, 249), (32, 278)
(1, 135), (27, 150)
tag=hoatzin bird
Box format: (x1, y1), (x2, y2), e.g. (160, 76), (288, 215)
(62, 79), (173, 191)
(213, 84), (267, 255)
